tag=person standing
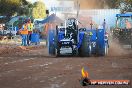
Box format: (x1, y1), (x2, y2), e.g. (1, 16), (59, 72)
(20, 22), (28, 46)
(27, 19), (34, 45)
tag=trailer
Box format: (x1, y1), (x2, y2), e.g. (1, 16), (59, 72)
(48, 18), (109, 56)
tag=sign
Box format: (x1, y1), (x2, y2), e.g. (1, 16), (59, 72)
(49, 1), (74, 13)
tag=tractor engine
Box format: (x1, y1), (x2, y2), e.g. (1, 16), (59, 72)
(65, 18), (78, 43)
(57, 18), (78, 55)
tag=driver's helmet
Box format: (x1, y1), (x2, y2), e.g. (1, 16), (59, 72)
(68, 21), (73, 27)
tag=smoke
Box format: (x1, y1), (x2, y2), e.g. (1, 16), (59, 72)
(77, 0), (107, 9)
(108, 38), (129, 57)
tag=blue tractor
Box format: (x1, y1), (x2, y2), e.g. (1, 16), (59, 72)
(48, 18), (109, 56)
(112, 13), (132, 48)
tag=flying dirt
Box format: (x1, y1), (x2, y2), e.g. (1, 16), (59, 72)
(0, 43), (131, 88)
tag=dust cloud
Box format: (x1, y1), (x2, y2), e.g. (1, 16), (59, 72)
(108, 39), (130, 57)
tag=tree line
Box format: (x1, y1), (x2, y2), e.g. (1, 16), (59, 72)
(0, 0), (47, 20)
(0, 0), (131, 20)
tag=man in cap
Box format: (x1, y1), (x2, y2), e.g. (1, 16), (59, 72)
(27, 19), (34, 45)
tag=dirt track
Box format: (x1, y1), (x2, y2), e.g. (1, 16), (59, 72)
(0, 45), (132, 88)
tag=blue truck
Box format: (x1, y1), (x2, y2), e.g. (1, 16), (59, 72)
(48, 18), (109, 56)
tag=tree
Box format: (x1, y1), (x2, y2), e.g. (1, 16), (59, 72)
(119, 0), (132, 12)
(105, 0), (132, 12)
(0, 0), (20, 16)
(32, 1), (47, 19)
(0, 0), (33, 17)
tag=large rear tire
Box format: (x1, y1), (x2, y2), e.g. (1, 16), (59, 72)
(80, 34), (91, 57)
(48, 30), (56, 55)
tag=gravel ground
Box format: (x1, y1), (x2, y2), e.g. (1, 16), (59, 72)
(0, 44), (132, 88)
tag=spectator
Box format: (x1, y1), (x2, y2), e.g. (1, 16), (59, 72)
(19, 23), (28, 46)
(125, 19), (132, 29)
(27, 19), (34, 45)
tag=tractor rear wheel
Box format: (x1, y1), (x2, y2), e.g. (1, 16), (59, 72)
(80, 34), (91, 57)
(48, 30), (56, 55)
